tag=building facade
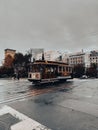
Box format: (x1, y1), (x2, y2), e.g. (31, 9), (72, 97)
(69, 51), (90, 67)
(5, 49), (16, 59)
(89, 51), (98, 66)
(29, 49), (98, 68)
(35, 51), (61, 61)
(44, 51), (61, 61)
(4, 49), (16, 67)
(28, 48), (44, 61)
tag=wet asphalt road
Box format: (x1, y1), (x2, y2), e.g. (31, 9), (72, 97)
(1, 78), (98, 130)
(0, 78), (73, 104)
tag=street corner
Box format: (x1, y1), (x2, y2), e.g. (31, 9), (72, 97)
(0, 105), (52, 130)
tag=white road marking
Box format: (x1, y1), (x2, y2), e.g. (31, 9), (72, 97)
(0, 105), (52, 130)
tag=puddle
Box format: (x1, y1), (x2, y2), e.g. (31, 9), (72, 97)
(34, 98), (53, 105)
(59, 88), (72, 92)
(17, 91), (26, 94)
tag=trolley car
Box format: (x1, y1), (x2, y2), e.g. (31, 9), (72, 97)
(28, 60), (73, 85)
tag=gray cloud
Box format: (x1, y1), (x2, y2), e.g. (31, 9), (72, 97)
(0, 0), (98, 62)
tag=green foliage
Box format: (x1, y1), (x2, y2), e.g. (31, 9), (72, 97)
(13, 52), (31, 77)
(86, 67), (97, 77)
(73, 64), (85, 78)
(13, 53), (24, 65)
(91, 63), (97, 69)
(13, 53), (31, 65)
(0, 52), (31, 78)
(0, 66), (14, 78)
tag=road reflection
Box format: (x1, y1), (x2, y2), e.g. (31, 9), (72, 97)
(0, 79), (74, 104)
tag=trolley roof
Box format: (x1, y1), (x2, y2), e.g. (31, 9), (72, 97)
(30, 60), (70, 66)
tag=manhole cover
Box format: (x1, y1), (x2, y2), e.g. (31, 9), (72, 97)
(0, 121), (9, 130)
(0, 113), (20, 130)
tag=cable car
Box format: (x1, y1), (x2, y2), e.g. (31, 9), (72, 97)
(28, 60), (73, 85)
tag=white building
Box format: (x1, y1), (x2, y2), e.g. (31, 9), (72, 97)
(36, 51), (70, 64)
(35, 53), (43, 60)
(62, 53), (69, 64)
(27, 48), (44, 61)
(35, 50), (98, 68)
(35, 50), (61, 61)
(84, 52), (90, 67)
(69, 51), (90, 67)
(89, 50), (98, 66)
(44, 51), (60, 61)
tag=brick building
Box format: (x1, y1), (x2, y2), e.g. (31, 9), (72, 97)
(4, 49), (16, 67)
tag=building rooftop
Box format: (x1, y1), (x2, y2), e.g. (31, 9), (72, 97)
(69, 52), (85, 57)
(4, 48), (16, 52)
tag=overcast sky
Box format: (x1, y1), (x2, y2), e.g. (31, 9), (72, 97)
(0, 0), (98, 62)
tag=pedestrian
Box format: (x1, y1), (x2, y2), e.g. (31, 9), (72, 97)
(13, 73), (16, 80)
(17, 73), (20, 80)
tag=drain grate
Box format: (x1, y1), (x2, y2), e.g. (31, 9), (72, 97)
(0, 122), (6, 130)
(0, 113), (20, 130)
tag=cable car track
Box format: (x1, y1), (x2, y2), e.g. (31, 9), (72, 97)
(0, 81), (72, 105)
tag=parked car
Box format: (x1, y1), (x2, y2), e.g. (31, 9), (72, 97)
(80, 75), (88, 79)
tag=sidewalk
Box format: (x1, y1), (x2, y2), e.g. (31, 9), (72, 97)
(0, 105), (52, 130)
